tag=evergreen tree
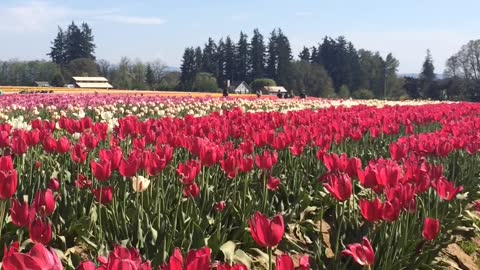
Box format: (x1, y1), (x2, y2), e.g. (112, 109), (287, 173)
(310, 46), (319, 64)
(275, 29), (293, 88)
(266, 29), (278, 80)
(224, 36), (236, 82)
(202, 38), (217, 75)
(420, 49), (437, 98)
(48, 27), (67, 65)
(179, 47), (197, 90)
(216, 39), (226, 88)
(236, 32), (250, 82)
(250, 29), (266, 80)
(145, 64), (155, 89)
(65, 22), (85, 63)
(80, 23), (95, 60)
(194, 47), (203, 73)
(298, 47), (311, 61)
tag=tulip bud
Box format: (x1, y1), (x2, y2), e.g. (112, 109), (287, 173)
(48, 178), (60, 191)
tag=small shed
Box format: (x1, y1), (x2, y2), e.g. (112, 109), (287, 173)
(73, 77), (113, 89)
(35, 81), (51, 87)
(229, 81), (253, 94)
(262, 86), (288, 95)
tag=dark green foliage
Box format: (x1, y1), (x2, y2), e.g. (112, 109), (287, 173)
(192, 72), (218, 92)
(352, 88), (375, 99)
(146, 64), (155, 89)
(236, 32), (250, 82)
(224, 37), (236, 82)
(299, 47), (311, 62)
(50, 72), (65, 87)
(291, 61), (335, 97)
(179, 48), (197, 91)
(250, 29), (266, 80)
(250, 78), (276, 91)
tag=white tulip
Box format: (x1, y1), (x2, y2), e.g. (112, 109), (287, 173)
(132, 176), (150, 192)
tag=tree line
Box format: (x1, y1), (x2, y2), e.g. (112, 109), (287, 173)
(0, 22), (179, 90)
(1, 21), (479, 100)
(179, 28), (408, 99)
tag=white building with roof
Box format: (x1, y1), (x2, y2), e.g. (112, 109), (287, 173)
(73, 77), (113, 89)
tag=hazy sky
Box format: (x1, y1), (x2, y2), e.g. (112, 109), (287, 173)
(0, 0), (478, 73)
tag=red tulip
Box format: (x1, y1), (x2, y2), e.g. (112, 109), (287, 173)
(9, 198), (30, 227)
(255, 150), (278, 170)
(33, 189), (56, 216)
(432, 177), (463, 201)
(2, 242), (62, 270)
(185, 247), (211, 270)
(267, 176), (281, 191)
(177, 160), (201, 185)
(42, 136), (57, 153)
(0, 130), (10, 148)
(183, 183), (200, 198)
(422, 218), (440, 241)
(299, 255), (310, 270)
(248, 211), (284, 248)
(56, 136), (71, 153)
(474, 201), (480, 212)
(341, 237), (375, 266)
(119, 154), (140, 178)
(214, 201), (226, 212)
(216, 263), (247, 270)
(381, 199), (401, 222)
(11, 136), (28, 155)
(92, 186), (114, 205)
(161, 247), (211, 270)
(161, 248), (183, 270)
(74, 174), (92, 189)
(76, 261), (96, 270)
(48, 178), (60, 191)
(71, 144), (87, 164)
(105, 245), (151, 270)
(0, 168), (17, 200)
(359, 198), (383, 223)
(323, 172), (352, 202)
(29, 216), (52, 244)
(91, 159), (112, 181)
(275, 254), (294, 270)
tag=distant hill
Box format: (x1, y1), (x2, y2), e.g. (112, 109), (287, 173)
(166, 66), (180, 72)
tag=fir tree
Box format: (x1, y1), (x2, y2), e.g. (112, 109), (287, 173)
(250, 29), (266, 80)
(202, 38), (217, 75)
(299, 47), (311, 61)
(145, 64), (155, 89)
(179, 47), (197, 91)
(266, 29), (278, 80)
(236, 32), (250, 82)
(224, 36), (236, 82)
(48, 27), (67, 65)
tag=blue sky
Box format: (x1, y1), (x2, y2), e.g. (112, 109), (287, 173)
(0, 0), (478, 73)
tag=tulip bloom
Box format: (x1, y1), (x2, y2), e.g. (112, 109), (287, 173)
(299, 255), (310, 270)
(92, 186), (114, 205)
(177, 160), (201, 185)
(275, 254), (294, 270)
(2, 242), (62, 270)
(359, 198), (383, 223)
(183, 183), (200, 198)
(29, 216), (53, 245)
(0, 169), (17, 200)
(33, 189), (56, 216)
(422, 218), (440, 241)
(341, 237), (375, 267)
(214, 201), (226, 212)
(323, 172), (352, 202)
(267, 176), (281, 191)
(255, 150), (278, 170)
(91, 159), (112, 181)
(105, 245), (151, 270)
(216, 263), (248, 270)
(132, 176), (150, 192)
(432, 178), (463, 201)
(9, 198), (30, 227)
(161, 247), (211, 270)
(76, 261), (96, 270)
(248, 211), (284, 248)
(48, 178), (60, 191)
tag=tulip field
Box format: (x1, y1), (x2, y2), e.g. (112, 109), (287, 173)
(0, 94), (479, 270)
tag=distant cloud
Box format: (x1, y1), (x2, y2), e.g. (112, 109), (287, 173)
(0, 1), (165, 33)
(96, 15), (166, 25)
(0, 1), (68, 33)
(295, 11), (311, 17)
